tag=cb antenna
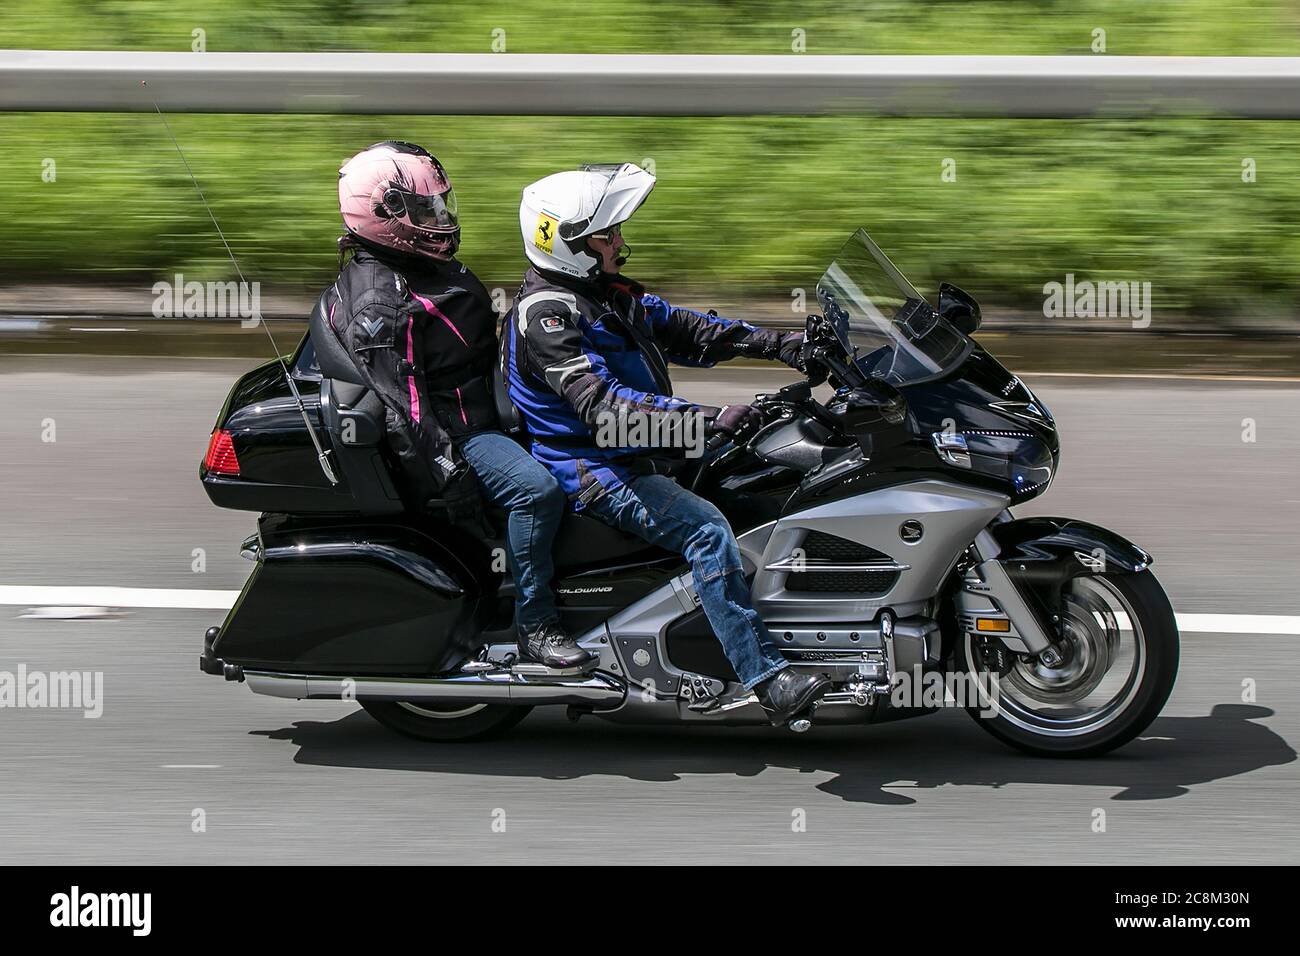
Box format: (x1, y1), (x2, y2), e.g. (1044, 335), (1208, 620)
(143, 81), (338, 486)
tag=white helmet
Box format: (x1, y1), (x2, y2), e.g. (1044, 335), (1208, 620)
(519, 163), (656, 279)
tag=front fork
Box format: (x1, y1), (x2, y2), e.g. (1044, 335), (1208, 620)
(956, 528), (1059, 663)
(956, 511), (1156, 670)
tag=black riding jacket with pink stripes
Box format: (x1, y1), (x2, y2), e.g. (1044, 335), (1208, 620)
(324, 245), (499, 493)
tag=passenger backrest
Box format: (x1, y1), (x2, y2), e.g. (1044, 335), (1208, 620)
(310, 289), (404, 514)
(492, 361), (525, 437)
(494, 313), (525, 437)
(308, 289), (366, 386)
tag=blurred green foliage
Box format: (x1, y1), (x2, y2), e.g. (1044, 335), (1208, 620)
(2, 1), (1299, 319)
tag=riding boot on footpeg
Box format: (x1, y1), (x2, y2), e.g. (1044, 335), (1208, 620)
(754, 669), (832, 726)
(517, 622), (595, 670)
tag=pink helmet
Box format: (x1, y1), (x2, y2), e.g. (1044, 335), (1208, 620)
(338, 141), (460, 260)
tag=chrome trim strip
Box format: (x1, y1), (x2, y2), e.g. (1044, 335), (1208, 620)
(764, 558), (910, 573)
(243, 669), (626, 708)
(931, 431), (972, 468)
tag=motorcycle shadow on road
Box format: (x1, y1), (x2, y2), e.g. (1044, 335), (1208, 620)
(252, 703), (1293, 806)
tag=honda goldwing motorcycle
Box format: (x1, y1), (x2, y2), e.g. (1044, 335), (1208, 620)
(199, 228), (1178, 756)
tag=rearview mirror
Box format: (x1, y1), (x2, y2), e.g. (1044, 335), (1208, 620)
(937, 283), (981, 335)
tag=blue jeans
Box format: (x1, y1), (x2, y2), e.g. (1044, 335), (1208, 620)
(459, 431), (565, 631)
(584, 474), (789, 689)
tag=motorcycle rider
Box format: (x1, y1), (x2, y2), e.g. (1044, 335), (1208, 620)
(327, 141), (592, 669)
(503, 163), (831, 722)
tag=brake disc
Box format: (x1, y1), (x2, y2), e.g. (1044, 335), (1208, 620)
(1006, 587), (1116, 705)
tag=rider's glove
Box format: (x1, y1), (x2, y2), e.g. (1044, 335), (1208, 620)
(708, 403), (763, 438)
(776, 331), (806, 370)
(778, 330), (828, 385)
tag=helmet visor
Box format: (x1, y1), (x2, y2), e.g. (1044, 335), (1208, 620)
(560, 163), (653, 241)
(383, 186), (459, 233)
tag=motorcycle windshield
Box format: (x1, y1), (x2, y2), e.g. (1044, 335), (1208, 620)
(816, 229), (969, 385)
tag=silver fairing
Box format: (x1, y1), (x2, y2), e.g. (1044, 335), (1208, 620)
(742, 479), (1009, 623)
(577, 478), (1007, 723)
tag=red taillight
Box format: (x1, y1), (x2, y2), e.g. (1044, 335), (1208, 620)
(203, 429), (240, 476)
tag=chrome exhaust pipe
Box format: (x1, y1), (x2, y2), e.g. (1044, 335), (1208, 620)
(242, 668), (626, 709)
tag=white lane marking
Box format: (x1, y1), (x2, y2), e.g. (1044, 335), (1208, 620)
(2, 586), (1298, 634)
(19, 606), (127, 620)
(0, 585), (237, 610)
(1176, 613), (1300, 635)
(161, 764), (221, 769)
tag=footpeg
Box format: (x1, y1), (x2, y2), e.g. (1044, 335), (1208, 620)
(679, 672), (725, 712)
(513, 659), (598, 678)
(787, 717), (812, 733)
(460, 656), (599, 678)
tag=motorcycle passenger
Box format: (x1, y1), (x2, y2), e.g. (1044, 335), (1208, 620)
(502, 163), (831, 721)
(326, 142), (592, 669)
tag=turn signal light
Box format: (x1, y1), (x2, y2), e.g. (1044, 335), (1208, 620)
(975, 618), (1011, 633)
(203, 429), (240, 476)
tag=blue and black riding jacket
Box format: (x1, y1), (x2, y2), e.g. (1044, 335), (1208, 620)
(503, 267), (800, 508)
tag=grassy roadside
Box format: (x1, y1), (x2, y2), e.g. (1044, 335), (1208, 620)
(3, 1), (1300, 324)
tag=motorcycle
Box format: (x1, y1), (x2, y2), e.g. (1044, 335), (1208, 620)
(199, 228), (1178, 756)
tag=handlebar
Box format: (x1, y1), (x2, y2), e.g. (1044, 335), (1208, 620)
(703, 431), (732, 455)
(692, 408), (769, 489)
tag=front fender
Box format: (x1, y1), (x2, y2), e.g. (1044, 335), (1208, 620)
(992, 517), (1152, 574)
(988, 517), (1152, 645)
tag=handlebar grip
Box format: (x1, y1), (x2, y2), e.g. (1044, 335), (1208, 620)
(704, 432), (731, 454)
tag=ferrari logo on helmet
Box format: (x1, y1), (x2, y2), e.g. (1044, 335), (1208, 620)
(534, 213), (558, 254)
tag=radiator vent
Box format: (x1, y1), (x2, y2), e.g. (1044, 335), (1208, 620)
(783, 531), (900, 595)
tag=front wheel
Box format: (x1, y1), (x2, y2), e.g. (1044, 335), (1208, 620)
(955, 570), (1179, 757)
(360, 700), (532, 742)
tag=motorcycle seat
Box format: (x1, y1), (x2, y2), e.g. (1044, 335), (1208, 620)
(482, 510), (671, 572)
(552, 512), (673, 571)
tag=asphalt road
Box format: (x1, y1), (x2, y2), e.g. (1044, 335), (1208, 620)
(0, 355), (1297, 864)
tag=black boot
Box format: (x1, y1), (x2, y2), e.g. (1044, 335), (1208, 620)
(517, 622), (595, 669)
(754, 669), (831, 724)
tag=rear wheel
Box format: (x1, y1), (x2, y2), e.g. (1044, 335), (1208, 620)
(955, 570), (1179, 757)
(360, 700), (531, 742)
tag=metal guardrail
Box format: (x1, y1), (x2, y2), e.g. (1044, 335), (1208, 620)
(2, 50), (1300, 116)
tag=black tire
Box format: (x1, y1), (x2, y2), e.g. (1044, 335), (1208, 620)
(360, 700), (531, 742)
(955, 570), (1179, 757)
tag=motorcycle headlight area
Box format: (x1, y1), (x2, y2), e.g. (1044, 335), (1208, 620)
(931, 429), (1054, 497)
